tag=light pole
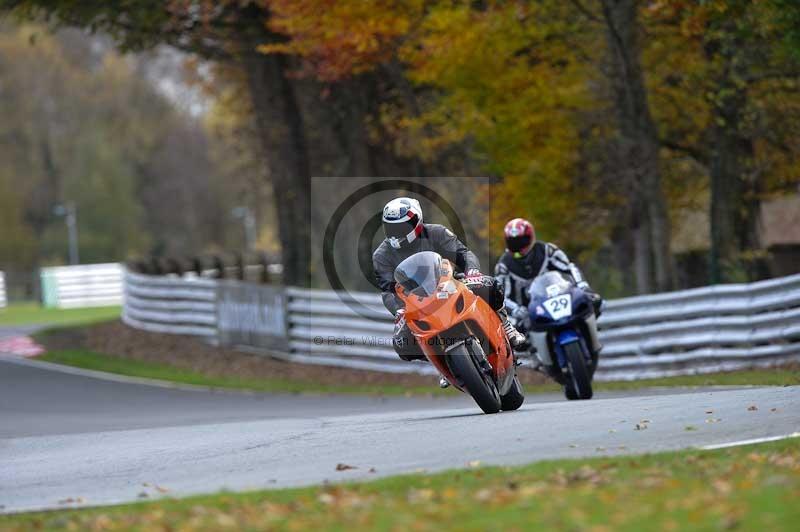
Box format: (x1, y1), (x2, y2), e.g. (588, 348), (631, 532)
(231, 206), (257, 251)
(54, 201), (79, 265)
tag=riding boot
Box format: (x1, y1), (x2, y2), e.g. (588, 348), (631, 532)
(498, 308), (527, 349)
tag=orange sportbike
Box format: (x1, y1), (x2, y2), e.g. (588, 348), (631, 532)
(394, 251), (524, 414)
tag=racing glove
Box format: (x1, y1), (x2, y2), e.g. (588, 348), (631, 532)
(584, 289), (603, 317)
(512, 305), (529, 322)
(464, 268), (484, 285)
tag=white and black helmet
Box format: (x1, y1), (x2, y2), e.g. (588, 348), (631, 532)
(382, 197), (423, 249)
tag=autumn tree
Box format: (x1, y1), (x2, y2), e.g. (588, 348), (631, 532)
(260, 0), (681, 294)
(596, 0), (674, 292)
(0, 22), (245, 293)
(0, 1), (311, 284)
(645, 0), (800, 282)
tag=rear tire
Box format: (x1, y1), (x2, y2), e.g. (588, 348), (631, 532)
(448, 344), (501, 414)
(500, 375), (525, 411)
(563, 342), (593, 400)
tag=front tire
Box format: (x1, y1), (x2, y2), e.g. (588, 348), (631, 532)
(563, 341), (593, 400)
(500, 375), (525, 411)
(448, 344), (501, 414)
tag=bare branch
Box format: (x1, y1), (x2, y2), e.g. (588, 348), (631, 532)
(568, 0), (602, 23)
(660, 138), (707, 165)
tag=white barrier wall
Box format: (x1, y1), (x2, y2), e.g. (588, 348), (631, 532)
(122, 269), (800, 380)
(122, 271), (217, 337)
(41, 263), (124, 308)
(0, 271), (6, 309)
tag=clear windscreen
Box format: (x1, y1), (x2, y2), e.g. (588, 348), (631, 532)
(528, 271), (572, 300)
(394, 251), (444, 297)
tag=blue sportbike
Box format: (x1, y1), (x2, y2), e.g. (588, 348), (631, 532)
(526, 271), (599, 400)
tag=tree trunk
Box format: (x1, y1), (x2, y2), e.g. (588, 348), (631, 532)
(708, 83), (753, 283)
(631, 203), (653, 294)
(705, 22), (762, 284)
(601, 0), (673, 293)
(241, 46), (311, 287)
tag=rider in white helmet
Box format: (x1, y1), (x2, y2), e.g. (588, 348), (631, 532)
(372, 197), (526, 381)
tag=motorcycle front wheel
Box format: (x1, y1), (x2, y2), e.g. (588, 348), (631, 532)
(447, 343), (501, 414)
(563, 341), (593, 400)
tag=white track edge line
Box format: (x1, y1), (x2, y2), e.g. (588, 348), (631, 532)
(0, 356), (266, 395)
(700, 432), (800, 450)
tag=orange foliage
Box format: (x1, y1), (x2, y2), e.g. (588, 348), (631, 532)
(262, 0), (424, 81)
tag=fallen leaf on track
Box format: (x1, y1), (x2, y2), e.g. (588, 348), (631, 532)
(712, 479), (732, 494)
(474, 488), (493, 501)
(215, 513), (237, 528)
(407, 488), (434, 503)
(57, 497), (85, 505)
(747, 452), (766, 463)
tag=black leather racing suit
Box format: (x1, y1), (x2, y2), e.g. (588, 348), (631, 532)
(372, 223), (484, 360)
(494, 242), (593, 316)
(373, 224), (480, 315)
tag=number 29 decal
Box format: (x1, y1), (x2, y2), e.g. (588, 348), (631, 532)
(543, 294), (572, 320)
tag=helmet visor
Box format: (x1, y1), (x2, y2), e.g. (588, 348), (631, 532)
(506, 234), (532, 253)
(384, 212), (420, 243)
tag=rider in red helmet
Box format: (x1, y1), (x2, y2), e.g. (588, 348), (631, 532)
(495, 218), (603, 355)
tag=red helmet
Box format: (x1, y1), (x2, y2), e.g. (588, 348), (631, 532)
(504, 218), (535, 256)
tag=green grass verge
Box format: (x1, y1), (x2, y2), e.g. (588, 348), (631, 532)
(3, 438), (799, 531)
(594, 367), (800, 389)
(37, 350), (455, 396)
(0, 302), (121, 327)
(35, 348), (800, 397)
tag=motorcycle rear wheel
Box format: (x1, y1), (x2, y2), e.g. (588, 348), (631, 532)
(448, 343), (501, 414)
(563, 342), (593, 400)
(500, 375), (525, 411)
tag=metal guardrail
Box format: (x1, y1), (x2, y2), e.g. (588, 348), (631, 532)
(285, 287), (427, 373)
(0, 271), (6, 310)
(121, 269), (800, 380)
(597, 273), (800, 380)
(40, 263), (124, 308)
(122, 271), (218, 338)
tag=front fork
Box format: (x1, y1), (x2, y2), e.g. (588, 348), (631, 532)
(549, 328), (595, 380)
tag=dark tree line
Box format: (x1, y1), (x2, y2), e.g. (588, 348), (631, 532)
(2, 0), (799, 293)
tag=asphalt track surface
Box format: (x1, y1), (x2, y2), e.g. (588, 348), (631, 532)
(2, 333), (799, 514)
